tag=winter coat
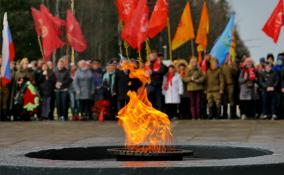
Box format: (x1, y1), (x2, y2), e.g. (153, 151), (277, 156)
(259, 70), (279, 90)
(15, 68), (34, 82)
(205, 68), (224, 93)
(116, 70), (130, 101)
(74, 68), (95, 100)
(221, 63), (238, 86)
(183, 68), (205, 91)
(93, 68), (104, 101)
(38, 69), (56, 97)
(280, 68), (284, 89)
(54, 68), (73, 91)
(162, 73), (184, 104)
(102, 71), (118, 98)
(239, 70), (258, 100)
(147, 61), (168, 88)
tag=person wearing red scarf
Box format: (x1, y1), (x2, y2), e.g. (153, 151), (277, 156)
(239, 57), (258, 120)
(162, 65), (183, 120)
(145, 50), (168, 110)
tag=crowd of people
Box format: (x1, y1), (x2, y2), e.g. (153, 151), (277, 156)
(1, 50), (284, 122)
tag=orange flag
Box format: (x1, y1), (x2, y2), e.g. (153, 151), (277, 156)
(147, 0), (168, 38)
(196, 1), (209, 51)
(172, 2), (195, 51)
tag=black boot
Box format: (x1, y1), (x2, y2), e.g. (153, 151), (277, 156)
(217, 106), (222, 119)
(1, 109), (8, 121)
(222, 104), (228, 119)
(209, 106), (214, 119)
(230, 105), (238, 119)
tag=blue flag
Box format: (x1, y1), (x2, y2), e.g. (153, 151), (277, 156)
(210, 14), (235, 66)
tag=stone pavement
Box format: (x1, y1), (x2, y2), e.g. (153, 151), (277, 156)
(0, 120), (284, 148)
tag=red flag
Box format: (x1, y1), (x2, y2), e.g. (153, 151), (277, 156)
(31, 8), (42, 36)
(147, 0), (168, 38)
(40, 4), (66, 36)
(116, 0), (138, 23)
(121, 0), (149, 51)
(66, 10), (87, 52)
(31, 7), (64, 60)
(262, 0), (284, 43)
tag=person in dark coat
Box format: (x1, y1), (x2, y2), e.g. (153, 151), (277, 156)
(38, 63), (56, 120)
(116, 60), (130, 110)
(54, 58), (73, 121)
(272, 54), (284, 119)
(92, 60), (104, 102)
(177, 60), (191, 119)
(259, 62), (279, 120)
(103, 62), (118, 120)
(145, 50), (168, 110)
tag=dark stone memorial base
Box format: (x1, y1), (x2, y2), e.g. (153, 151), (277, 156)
(1, 144), (284, 175)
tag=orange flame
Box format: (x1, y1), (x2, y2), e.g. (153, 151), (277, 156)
(118, 61), (172, 153)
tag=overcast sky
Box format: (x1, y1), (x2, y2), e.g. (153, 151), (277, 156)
(227, 0), (284, 62)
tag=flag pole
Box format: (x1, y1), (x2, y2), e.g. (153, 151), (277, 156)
(145, 39), (151, 61)
(124, 41), (130, 59)
(191, 40), (195, 57)
(167, 17), (173, 61)
(138, 50), (142, 63)
(71, 0), (75, 64)
(37, 36), (45, 61)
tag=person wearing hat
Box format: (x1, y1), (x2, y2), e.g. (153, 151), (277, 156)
(102, 61), (118, 120)
(205, 57), (224, 119)
(259, 62), (279, 120)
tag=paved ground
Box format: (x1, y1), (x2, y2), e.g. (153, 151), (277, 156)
(0, 120), (284, 148)
(1, 120), (284, 175)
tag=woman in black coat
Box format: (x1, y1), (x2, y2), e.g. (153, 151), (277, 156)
(38, 63), (56, 120)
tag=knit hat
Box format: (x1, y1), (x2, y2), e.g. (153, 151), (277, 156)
(243, 57), (254, 66)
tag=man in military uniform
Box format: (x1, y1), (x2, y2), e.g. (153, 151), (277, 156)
(205, 58), (224, 119)
(221, 56), (238, 119)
